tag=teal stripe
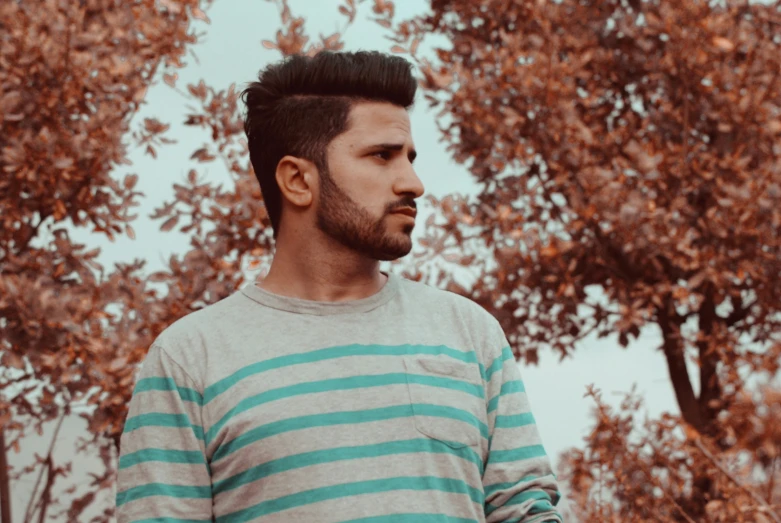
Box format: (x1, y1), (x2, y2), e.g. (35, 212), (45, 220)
(484, 475), (541, 498)
(212, 404), (488, 463)
(410, 373), (485, 399)
(487, 444), (548, 465)
(214, 476), (484, 523)
(487, 380), (526, 414)
(206, 373), (484, 445)
(116, 482), (211, 507)
(203, 343), (480, 404)
(485, 489), (551, 516)
(131, 518), (213, 523)
(213, 438), (483, 495)
(134, 377), (203, 405)
(123, 413), (204, 441)
(478, 363), (487, 383)
(342, 515), (479, 523)
(412, 404), (489, 439)
(485, 481), (516, 499)
(488, 396), (499, 415)
(119, 448), (206, 469)
(529, 499), (555, 514)
(485, 346), (513, 381)
(508, 514), (562, 523)
(496, 412), (535, 429)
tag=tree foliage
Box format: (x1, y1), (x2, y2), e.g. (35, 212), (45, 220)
(373, 0), (781, 520)
(0, 0), (212, 520)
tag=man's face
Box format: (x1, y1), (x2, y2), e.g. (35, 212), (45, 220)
(315, 101), (425, 261)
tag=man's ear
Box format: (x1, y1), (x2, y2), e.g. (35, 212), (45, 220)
(275, 155), (317, 208)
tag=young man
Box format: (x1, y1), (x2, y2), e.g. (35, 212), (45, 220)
(116, 51), (563, 523)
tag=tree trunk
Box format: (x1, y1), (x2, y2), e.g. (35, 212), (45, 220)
(658, 292), (724, 518)
(0, 426), (11, 523)
(659, 295), (703, 432)
(697, 285), (723, 439)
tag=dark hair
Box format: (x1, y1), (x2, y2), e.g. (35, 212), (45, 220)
(241, 50), (417, 239)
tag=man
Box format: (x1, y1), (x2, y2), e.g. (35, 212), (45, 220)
(116, 50), (563, 523)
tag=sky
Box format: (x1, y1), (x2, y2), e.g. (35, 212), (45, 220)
(8, 1), (687, 521)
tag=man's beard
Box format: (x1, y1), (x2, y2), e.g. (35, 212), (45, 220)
(314, 165), (414, 262)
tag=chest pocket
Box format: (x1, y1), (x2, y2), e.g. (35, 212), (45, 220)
(402, 355), (486, 449)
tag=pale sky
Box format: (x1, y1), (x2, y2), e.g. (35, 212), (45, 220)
(9, 2), (685, 521)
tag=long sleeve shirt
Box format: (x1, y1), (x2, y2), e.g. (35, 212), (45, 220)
(116, 271), (563, 522)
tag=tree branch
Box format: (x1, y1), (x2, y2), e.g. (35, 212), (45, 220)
(725, 296), (757, 327)
(659, 294), (703, 432)
(23, 412), (65, 523)
(694, 438), (781, 523)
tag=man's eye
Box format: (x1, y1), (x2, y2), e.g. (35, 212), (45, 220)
(373, 151), (391, 160)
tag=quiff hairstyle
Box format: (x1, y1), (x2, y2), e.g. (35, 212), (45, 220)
(241, 50), (417, 239)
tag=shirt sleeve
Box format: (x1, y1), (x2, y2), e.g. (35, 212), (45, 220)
(482, 332), (563, 522)
(115, 343), (213, 523)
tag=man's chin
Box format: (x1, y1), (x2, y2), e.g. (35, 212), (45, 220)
(374, 252), (409, 262)
(372, 243), (413, 261)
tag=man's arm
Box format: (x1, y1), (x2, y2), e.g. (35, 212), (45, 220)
(116, 343), (213, 523)
(482, 340), (563, 523)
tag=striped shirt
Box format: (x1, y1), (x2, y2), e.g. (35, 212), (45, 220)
(116, 271), (563, 522)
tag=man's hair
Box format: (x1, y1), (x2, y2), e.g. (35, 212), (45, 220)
(241, 50), (417, 239)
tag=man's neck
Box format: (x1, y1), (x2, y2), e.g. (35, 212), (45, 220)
(257, 239), (387, 303)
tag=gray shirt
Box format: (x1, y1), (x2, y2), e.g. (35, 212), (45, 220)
(116, 271), (563, 522)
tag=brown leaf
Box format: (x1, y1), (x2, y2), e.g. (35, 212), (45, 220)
(190, 147), (216, 162)
(187, 80), (208, 100)
(712, 36), (735, 52)
(124, 174), (139, 190)
(160, 216), (179, 232)
(53, 157), (74, 169)
(3, 352), (25, 370)
(540, 244), (558, 258)
(191, 6), (210, 23)
(163, 72), (178, 87)
(410, 37), (421, 55)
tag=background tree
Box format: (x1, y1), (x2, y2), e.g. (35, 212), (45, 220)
(0, 1), (212, 520)
(367, 0), (781, 521)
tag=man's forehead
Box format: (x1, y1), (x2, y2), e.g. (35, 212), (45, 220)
(347, 102), (411, 130)
(342, 104), (412, 145)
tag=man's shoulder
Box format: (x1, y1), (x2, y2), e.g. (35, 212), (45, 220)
(398, 275), (502, 330)
(398, 275), (507, 365)
(159, 290), (240, 336)
(151, 290), (246, 371)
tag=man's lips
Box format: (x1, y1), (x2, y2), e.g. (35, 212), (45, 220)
(391, 207), (417, 218)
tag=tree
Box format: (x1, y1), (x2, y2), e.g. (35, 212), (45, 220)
(365, 0), (781, 521)
(0, 0), (212, 520)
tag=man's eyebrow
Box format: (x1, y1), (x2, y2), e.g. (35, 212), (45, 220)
(368, 143), (417, 162)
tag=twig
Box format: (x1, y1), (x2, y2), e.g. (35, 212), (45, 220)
(23, 413), (66, 523)
(34, 455), (54, 523)
(0, 426), (11, 523)
(636, 460), (697, 523)
(768, 456), (778, 507)
(694, 438), (781, 523)
(656, 482), (698, 523)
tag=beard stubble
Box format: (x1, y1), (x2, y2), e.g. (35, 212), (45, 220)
(314, 166), (414, 262)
